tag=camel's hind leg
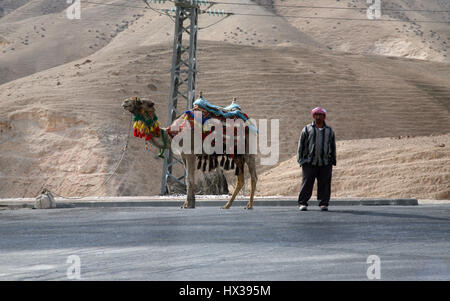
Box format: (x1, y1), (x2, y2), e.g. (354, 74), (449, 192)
(245, 155), (257, 209)
(222, 161), (245, 209)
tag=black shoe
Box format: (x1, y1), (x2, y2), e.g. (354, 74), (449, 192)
(320, 205), (328, 211)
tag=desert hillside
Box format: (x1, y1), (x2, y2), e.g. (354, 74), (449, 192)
(0, 0), (448, 198)
(273, 0), (449, 62)
(1, 0), (449, 85)
(0, 0), (148, 84)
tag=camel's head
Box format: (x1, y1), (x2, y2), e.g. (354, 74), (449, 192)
(122, 96), (155, 116)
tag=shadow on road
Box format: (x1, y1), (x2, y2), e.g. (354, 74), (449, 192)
(329, 209), (449, 222)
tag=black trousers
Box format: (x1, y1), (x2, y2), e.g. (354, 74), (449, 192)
(298, 164), (333, 206)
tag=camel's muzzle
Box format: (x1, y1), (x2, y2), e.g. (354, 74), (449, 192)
(122, 101), (133, 111)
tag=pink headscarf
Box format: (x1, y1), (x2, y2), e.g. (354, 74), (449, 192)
(312, 107), (327, 119)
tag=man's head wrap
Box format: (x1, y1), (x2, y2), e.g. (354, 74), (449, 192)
(312, 107), (327, 119)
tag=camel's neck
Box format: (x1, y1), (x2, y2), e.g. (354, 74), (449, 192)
(149, 128), (171, 151)
(130, 110), (170, 150)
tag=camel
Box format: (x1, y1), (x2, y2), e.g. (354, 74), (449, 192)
(122, 96), (258, 209)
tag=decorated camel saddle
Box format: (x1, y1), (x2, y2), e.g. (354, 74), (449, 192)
(167, 96), (257, 139)
(127, 94), (256, 174)
(167, 96), (257, 173)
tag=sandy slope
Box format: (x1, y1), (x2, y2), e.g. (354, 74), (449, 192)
(271, 0), (450, 62)
(0, 0), (321, 85)
(257, 134), (450, 200)
(1, 0), (449, 85)
(0, 0), (148, 84)
(0, 0), (449, 198)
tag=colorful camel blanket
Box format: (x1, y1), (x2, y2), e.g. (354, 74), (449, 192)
(167, 98), (257, 139)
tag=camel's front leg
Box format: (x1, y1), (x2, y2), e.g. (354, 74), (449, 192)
(223, 168), (244, 209)
(179, 155), (189, 208)
(245, 157), (258, 210)
(184, 154), (196, 209)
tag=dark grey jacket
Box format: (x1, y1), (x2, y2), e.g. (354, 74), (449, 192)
(297, 122), (336, 166)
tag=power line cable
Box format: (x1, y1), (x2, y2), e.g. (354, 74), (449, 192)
(229, 11), (450, 24)
(3, 0), (450, 14)
(142, 0), (175, 23)
(198, 14), (230, 29)
(1, 1), (449, 24)
(83, 1), (450, 24)
(204, 1), (450, 13)
(136, 0), (450, 13)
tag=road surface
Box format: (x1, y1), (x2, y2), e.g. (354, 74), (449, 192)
(0, 205), (448, 280)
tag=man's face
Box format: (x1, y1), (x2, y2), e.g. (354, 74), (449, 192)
(313, 113), (325, 124)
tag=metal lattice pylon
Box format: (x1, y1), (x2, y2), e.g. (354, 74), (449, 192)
(160, 0), (199, 195)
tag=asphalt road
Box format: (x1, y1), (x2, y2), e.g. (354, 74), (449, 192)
(0, 205), (449, 281)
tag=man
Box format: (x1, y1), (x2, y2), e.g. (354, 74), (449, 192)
(297, 107), (336, 211)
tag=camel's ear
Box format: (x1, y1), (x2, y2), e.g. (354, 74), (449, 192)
(142, 99), (155, 110)
(129, 96), (140, 105)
